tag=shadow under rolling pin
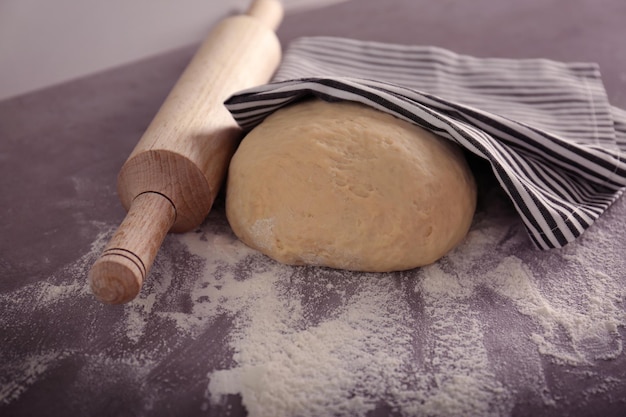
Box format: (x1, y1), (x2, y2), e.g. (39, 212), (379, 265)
(89, 0), (283, 304)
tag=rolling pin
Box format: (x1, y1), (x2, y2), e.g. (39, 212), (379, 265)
(89, 0), (283, 304)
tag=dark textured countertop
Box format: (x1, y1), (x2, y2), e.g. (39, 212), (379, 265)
(1, 1), (625, 416)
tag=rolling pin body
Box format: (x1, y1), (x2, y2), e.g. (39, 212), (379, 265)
(89, 0), (283, 304)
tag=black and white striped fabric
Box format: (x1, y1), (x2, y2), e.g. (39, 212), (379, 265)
(224, 36), (626, 250)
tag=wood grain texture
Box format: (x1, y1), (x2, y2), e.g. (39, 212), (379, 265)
(89, 192), (176, 304)
(118, 2), (283, 232)
(89, 0), (283, 304)
(2, 0), (626, 415)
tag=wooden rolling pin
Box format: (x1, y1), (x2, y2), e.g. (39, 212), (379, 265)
(89, 0), (283, 304)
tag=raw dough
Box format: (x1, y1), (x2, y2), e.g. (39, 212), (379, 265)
(225, 99), (477, 272)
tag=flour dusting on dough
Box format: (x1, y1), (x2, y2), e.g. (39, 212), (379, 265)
(250, 218), (276, 250)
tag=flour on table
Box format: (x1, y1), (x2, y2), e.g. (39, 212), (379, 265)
(1, 203), (624, 416)
(172, 208), (625, 417)
(0, 227), (106, 405)
(0, 350), (72, 405)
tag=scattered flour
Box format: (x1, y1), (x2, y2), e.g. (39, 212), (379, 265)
(172, 209), (625, 417)
(0, 350), (73, 405)
(1, 205), (624, 416)
(0, 227), (109, 405)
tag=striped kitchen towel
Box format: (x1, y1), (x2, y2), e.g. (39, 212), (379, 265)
(224, 36), (626, 250)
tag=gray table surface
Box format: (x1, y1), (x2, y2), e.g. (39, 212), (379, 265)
(2, 0), (626, 416)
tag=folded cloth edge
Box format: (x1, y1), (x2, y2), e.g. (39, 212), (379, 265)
(224, 37), (626, 250)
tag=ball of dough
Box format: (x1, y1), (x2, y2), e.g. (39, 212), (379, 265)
(226, 99), (477, 272)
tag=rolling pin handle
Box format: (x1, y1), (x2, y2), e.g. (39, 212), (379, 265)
(89, 0), (283, 304)
(246, 0), (284, 30)
(89, 192), (176, 304)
